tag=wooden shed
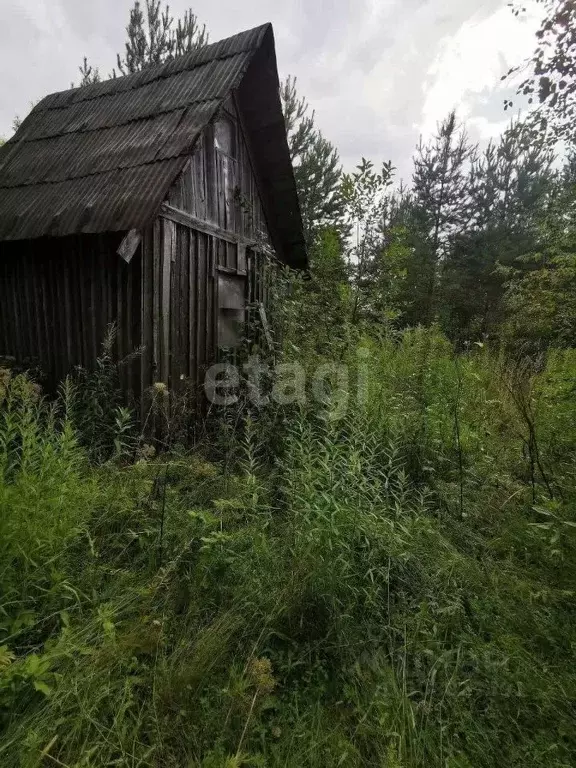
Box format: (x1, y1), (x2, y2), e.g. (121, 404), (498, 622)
(0, 23), (306, 404)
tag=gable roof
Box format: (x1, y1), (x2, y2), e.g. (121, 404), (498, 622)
(0, 23), (307, 268)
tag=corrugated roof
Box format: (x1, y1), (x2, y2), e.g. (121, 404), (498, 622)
(0, 23), (306, 268)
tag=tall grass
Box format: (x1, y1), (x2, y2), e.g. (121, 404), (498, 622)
(1, 329), (575, 767)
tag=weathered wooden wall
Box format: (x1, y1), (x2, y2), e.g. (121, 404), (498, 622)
(153, 100), (274, 396)
(0, 233), (142, 394)
(139, 218), (214, 401)
(165, 101), (270, 247)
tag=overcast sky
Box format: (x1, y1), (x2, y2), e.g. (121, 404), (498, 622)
(0, 0), (541, 181)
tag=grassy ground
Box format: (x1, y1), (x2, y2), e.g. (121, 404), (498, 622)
(1, 329), (575, 767)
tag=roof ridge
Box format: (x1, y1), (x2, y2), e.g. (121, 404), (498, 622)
(34, 50), (244, 114)
(32, 24), (271, 115)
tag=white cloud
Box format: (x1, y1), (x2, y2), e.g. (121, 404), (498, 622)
(420, 2), (542, 141)
(0, 0), (544, 183)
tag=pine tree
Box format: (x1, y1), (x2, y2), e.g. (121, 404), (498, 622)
(280, 76), (347, 246)
(407, 111), (475, 327)
(371, 183), (418, 326)
(78, 1), (208, 86)
(441, 118), (554, 339)
(502, 156), (576, 347)
(77, 57), (101, 87)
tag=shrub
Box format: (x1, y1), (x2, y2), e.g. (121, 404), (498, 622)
(1, 329), (576, 767)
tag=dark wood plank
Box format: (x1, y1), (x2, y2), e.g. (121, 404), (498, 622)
(189, 230), (197, 390)
(152, 219), (162, 385)
(206, 235), (215, 370)
(21, 248), (35, 362)
(160, 218), (173, 386)
(196, 232), (207, 379)
(140, 226), (154, 412)
(170, 224), (181, 390)
(179, 226), (190, 380)
(160, 203), (262, 249)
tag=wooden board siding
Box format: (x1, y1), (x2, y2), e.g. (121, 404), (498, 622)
(165, 102), (271, 249)
(139, 219), (215, 402)
(0, 223), (258, 411)
(155, 103), (275, 397)
(0, 234), (142, 394)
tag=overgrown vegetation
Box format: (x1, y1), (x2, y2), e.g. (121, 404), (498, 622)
(3, 0), (576, 765)
(1, 324), (576, 766)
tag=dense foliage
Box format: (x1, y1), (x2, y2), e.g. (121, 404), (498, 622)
(508, 0), (576, 146)
(1, 328), (576, 766)
(280, 76), (347, 246)
(2, 0), (576, 765)
(318, 113), (568, 347)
